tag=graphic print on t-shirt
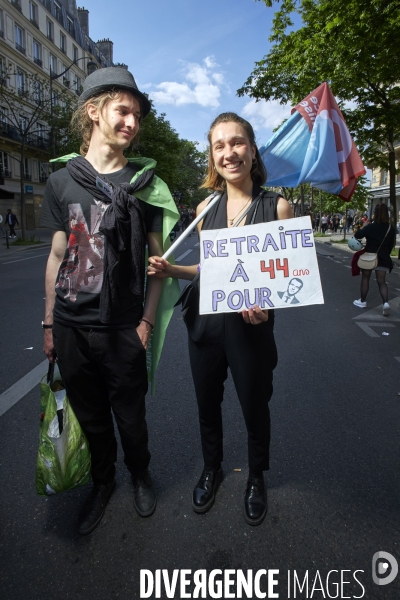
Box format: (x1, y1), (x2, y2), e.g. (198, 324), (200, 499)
(55, 201), (108, 302)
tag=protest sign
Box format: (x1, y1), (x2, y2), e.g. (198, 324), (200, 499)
(199, 216), (324, 314)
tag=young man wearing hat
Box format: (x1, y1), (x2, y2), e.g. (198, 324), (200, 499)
(41, 67), (177, 534)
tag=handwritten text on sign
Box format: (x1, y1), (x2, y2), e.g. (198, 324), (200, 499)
(199, 216), (324, 314)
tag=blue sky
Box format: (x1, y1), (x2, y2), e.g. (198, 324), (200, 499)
(85, 0), (296, 149)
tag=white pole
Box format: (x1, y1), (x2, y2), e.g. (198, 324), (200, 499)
(162, 193), (221, 260)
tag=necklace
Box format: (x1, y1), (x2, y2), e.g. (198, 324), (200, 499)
(227, 197), (252, 226)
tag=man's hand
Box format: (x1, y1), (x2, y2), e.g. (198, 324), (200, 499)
(241, 306), (269, 325)
(136, 320), (152, 350)
(43, 329), (57, 362)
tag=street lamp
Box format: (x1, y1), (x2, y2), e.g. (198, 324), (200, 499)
(50, 57), (97, 165)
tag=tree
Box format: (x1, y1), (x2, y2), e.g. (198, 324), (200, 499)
(129, 106), (208, 207)
(239, 0), (400, 226)
(0, 68), (75, 237)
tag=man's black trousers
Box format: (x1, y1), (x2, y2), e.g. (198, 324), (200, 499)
(188, 313), (278, 473)
(53, 322), (150, 485)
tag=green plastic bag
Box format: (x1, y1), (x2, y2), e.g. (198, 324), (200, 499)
(36, 364), (91, 495)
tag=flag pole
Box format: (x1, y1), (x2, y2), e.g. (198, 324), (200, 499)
(162, 193), (221, 260)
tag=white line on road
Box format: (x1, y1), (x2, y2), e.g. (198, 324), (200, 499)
(344, 265), (351, 268)
(175, 249), (193, 262)
(2, 253), (49, 265)
(395, 357), (400, 364)
(0, 359), (48, 417)
(355, 322), (395, 338)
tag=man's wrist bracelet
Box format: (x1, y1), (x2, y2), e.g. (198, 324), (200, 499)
(42, 321), (53, 329)
(139, 318), (154, 330)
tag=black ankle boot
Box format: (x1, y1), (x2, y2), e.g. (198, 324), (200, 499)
(132, 469), (157, 517)
(192, 467), (223, 513)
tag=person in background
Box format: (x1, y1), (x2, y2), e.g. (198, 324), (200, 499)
(5, 209), (19, 238)
(353, 203), (395, 316)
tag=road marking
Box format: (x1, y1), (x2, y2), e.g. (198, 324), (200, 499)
(395, 357), (400, 364)
(175, 249), (193, 262)
(344, 265), (351, 268)
(2, 253), (49, 265)
(194, 242), (199, 247)
(355, 322), (395, 338)
(0, 359), (48, 417)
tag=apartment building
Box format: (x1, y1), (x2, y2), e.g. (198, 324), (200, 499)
(0, 0), (114, 228)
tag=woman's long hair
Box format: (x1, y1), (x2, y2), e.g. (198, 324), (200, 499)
(373, 203), (389, 224)
(200, 112), (267, 191)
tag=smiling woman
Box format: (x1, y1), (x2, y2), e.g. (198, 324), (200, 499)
(148, 111), (293, 526)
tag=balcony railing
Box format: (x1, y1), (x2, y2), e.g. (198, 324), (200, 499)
(0, 124), (50, 150)
(34, 57), (43, 68)
(39, 173), (48, 183)
(23, 173), (32, 181)
(16, 43), (26, 55)
(0, 30), (4, 39)
(47, 33), (53, 42)
(18, 87), (28, 98)
(30, 18), (39, 29)
(0, 168), (12, 178)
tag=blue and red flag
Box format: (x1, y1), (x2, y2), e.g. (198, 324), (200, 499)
(259, 82), (366, 200)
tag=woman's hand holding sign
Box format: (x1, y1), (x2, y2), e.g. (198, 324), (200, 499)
(241, 306), (269, 325)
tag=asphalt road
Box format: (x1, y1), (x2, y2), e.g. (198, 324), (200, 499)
(0, 234), (399, 600)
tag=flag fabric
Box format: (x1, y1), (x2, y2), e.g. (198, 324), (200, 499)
(259, 82), (366, 200)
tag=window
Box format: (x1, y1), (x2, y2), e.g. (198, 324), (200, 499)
(73, 45), (78, 62)
(62, 63), (70, 87)
(54, 1), (62, 22)
(74, 75), (81, 95)
(50, 54), (57, 76)
(29, 2), (38, 25)
(0, 151), (10, 178)
(33, 40), (42, 67)
(0, 56), (6, 86)
(16, 69), (25, 94)
(46, 19), (53, 41)
(67, 17), (74, 35)
(19, 115), (27, 132)
(24, 157), (31, 180)
(60, 32), (66, 54)
(0, 9), (4, 38)
(33, 80), (43, 102)
(380, 170), (388, 186)
(14, 24), (25, 54)
(51, 90), (57, 106)
(0, 105), (7, 125)
(39, 161), (47, 182)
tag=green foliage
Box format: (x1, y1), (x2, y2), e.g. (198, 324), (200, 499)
(239, 0), (400, 223)
(129, 106), (208, 207)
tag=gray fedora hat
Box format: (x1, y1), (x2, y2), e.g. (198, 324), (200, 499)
(78, 66), (151, 117)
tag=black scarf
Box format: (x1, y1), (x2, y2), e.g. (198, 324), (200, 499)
(66, 156), (154, 323)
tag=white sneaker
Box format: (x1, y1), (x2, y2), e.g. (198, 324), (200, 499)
(353, 299), (367, 308)
(383, 302), (391, 316)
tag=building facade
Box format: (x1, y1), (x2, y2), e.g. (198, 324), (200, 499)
(0, 0), (114, 229)
(369, 142), (400, 223)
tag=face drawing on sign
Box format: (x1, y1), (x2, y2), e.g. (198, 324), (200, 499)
(278, 277), (303, 305)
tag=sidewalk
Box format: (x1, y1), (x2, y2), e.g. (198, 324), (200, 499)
(0, 227), (53, 257)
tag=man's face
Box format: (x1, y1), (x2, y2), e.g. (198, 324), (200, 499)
(288, 279), (302, 295)
(92, 92), (141, 150)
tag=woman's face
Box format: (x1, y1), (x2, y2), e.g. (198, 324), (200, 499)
(210, 121), (256, 187)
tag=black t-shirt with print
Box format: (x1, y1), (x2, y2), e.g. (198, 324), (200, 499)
(40, 162), (163, 328)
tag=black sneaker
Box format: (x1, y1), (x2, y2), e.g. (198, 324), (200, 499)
(243, 477), (267, 526)
(77, 480), (116, 535)
(192, 467), (223, 513)
(132, 469), (157, 517)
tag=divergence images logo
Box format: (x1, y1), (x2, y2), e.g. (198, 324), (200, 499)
(372, 552), (398, 586)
